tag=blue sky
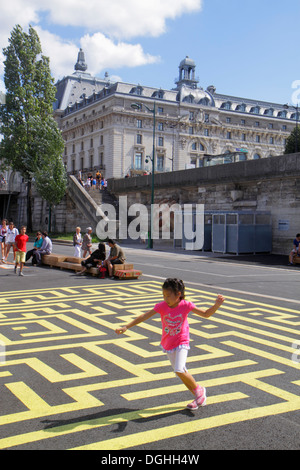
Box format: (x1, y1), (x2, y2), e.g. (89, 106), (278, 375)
(0, 0), (299, 105)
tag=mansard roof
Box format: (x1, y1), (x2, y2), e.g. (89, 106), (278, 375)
(55, 51), (294, 121)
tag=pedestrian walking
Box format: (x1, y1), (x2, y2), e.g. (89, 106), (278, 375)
(14, 225), (29, 276)
(115, 278), (225, 410)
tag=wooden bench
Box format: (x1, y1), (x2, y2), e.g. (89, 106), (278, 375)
(41, 255), (142, 279)
(113, 264), (142, 279)
(42, 254), (98, 276)
(291, 254), (300, 265)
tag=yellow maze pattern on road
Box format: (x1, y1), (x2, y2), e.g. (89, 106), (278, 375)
(0, 281), (299, 450)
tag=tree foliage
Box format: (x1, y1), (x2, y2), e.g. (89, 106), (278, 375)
(33, 116), (67, 206)
(0, 25), (66, 230)
(284, 126), (300, 154)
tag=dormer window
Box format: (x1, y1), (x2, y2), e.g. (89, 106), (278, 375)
(221, 101), (232, 110)
(152, 89), (164, 99)
(236, 103), (246, 112)
(250, 106), (260, 114)
(130, 86), (143, 96)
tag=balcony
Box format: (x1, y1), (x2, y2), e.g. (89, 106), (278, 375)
(0, 177), (21, 194)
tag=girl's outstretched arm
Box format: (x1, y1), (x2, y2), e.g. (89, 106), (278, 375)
(115, 308), (157, 334)
(191, 294), (225, 319)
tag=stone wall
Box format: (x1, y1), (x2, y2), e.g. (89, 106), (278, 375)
(108, 152), (300, 254)
(8, 152), (300, 254)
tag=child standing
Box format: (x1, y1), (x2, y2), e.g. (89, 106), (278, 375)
(115, 278), (225, 410)
(14, 226), (29, 276)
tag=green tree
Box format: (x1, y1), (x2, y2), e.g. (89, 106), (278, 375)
(34, 116), (67, 231)
(0, 24), (66, 231)
(284, 126), (300, 154)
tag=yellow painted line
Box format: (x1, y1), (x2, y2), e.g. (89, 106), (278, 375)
(6, 382), (51, 413)
(222, 340), (300, 370)
(71, 398), (300, 450)
(0, 392), (246, 450)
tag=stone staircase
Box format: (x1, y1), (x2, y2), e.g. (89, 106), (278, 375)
(67, 175), (119, 237)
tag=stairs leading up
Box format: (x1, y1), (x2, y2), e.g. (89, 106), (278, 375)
(67, 175), (119, 235)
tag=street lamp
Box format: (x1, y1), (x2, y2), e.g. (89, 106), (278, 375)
(131, 101), (156, 248)
(284, 103), (299, 153)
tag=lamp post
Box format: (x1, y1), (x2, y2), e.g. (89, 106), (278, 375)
(284, 103), (299, 153)
(131, 101), (156, 249)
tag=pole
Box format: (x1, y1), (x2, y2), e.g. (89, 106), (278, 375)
(296, 104), (299, 154)
(149, 102), (156, 249)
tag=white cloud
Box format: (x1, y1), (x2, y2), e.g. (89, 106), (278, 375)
(41, 0), (203, 39)
(0, 1), (40, 44)
(0, 0), (203, 84)
(32, 28), (160, 80)
(34, 27), (79, 79)
(80, 33), (160, 76)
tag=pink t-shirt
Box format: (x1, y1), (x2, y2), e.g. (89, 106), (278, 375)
(154, 300), (195, 351)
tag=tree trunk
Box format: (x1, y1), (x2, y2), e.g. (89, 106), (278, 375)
(27, 179), (33, 232)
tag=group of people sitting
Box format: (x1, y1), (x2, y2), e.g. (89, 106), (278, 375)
(1, 218), (125, 279)
(26, 231), (53, 266)
(76, 238), (125, 279)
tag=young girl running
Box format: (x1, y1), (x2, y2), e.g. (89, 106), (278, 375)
(115, 278), (225, 410)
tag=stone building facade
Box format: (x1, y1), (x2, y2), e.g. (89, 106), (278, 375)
(54, 51), (297, 179)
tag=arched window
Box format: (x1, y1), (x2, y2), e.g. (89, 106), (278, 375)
(183, 94), (194, 103)
(236, 103), (246, 112)
(277, 110), (287, 118)
(250, 106), (260, 114)
(152, 89), (164, 99)
(199, 97), (210, 106)
(221, 101), (232, 110)
(253, 153), (261, 159)
(130, 86), (143, 95)
(291, 112), (300, 121)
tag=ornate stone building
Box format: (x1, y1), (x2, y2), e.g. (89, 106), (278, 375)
(55, 51), (296, 179)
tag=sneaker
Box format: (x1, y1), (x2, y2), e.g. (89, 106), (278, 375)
(187, 387), (207, 410)
(19, 272), (24, 276)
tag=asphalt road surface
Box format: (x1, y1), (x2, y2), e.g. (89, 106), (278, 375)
(0, 241), (299, 452)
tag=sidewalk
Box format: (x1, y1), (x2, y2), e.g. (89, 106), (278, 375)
(49, 237), (290, 269)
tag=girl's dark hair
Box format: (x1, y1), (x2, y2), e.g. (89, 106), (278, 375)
(162, 278), (185, 300)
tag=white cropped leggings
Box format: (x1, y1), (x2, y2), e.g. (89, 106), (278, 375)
(166, 348), (189, 374)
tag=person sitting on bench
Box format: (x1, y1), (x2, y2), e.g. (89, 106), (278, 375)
(76, 242), (106, 275)
(289, 233), (300, 265)
(103, 239), (126, 279)
(35, 231), (52, 265)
